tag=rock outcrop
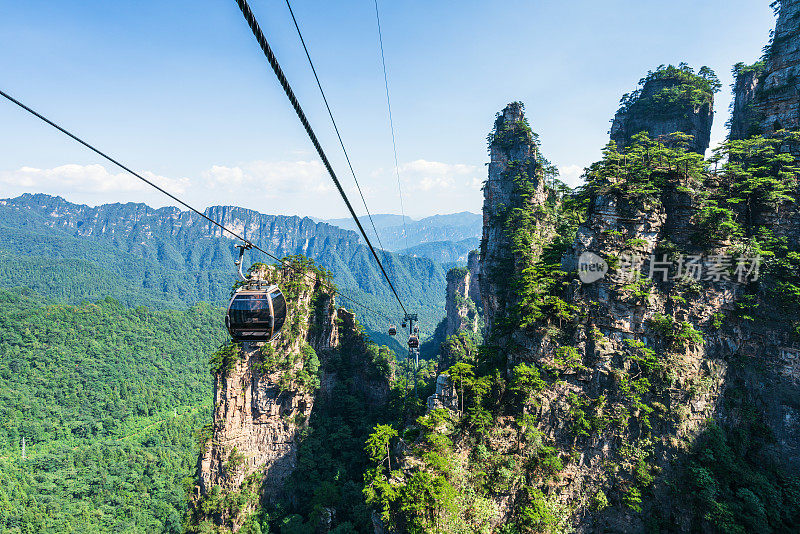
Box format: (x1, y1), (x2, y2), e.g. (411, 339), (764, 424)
(480, 102), (552, 335)
(466, 249), (481, 303)
(425, 373), (458, 412)
(729, 64), (765, 139)
(554, 144), (800, 532)
(190, 260), (393, 532)
(731, 0), (800, 139)
(443, 250), (481, 338)
(378, 88), (800, 533)
(610, 67), (715, 154)
(481, 99), (800, 531)
(193, 263), (338, 530)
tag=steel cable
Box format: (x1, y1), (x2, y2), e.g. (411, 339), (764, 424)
(0, 88), (395, 322)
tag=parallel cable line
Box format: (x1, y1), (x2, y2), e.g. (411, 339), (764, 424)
(232, 0), (408, 317)
(283, 0), (390, 262)
(373, 0), (409, 253)
(0, 88), (394, 322)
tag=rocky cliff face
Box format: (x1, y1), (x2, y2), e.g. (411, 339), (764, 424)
(480, 102), (553, 335)
(731, 0), (800, 139)
(610, 68), (716, 154)
(552, 176), (778, 531)
(444, 250), (481, 339)
(192, 263), (339, 530)
(729, 66), (765, 139)
(467, 249), (481, 303)
(371, 85), (800, 533)
(189, 259), (394, 532)
(479, 99), (800, 531)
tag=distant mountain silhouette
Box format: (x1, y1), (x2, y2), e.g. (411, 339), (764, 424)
(317, 211), (482, 252)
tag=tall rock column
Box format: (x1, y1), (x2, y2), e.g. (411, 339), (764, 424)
(466, 249), (481, 304)
(729, 65), (764, 139)
(479, 102), (550, 336)
(444, 252), (481, 339)
(731, 0), (800, 139)
(192, 263), (338, 531)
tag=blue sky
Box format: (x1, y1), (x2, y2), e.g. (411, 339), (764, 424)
(0, 0), (777, 218)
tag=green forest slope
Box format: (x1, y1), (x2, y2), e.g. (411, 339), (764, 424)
(0, 290), (226, 533)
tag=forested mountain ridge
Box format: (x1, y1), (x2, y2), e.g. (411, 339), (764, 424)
(399, 237), (480, 264)
(0, 193), (446, 336)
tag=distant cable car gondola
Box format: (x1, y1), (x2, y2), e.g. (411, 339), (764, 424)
(388, 325), (397, 336)
(225, 244), (287, 342)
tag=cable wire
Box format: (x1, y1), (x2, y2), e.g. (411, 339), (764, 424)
(232, 0), (408, 317)
(373, 0), (409, 253)
(0, 88), (394, 322)
(283, 0), (390, 261)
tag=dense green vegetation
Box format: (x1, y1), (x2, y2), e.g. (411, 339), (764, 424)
(584, 131), (706, 203)
(0, 290), (226, 532)
(732, 60), (766, 80)
(707, 132), (800, 239)
(0, 224), (230, 310)
(687, 406), (800, 533)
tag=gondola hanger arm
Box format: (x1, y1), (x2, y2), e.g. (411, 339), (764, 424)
(235, 243), (253, 281)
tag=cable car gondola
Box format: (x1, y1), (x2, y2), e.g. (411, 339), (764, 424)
(388, 325), (397, 336)
(225, 244), (287, 342)
(408, 335), (419, 349)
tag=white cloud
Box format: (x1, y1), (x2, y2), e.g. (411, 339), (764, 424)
(418, 175), (455, 191)
(399, 159), (476, 176)
(397, 159), (480, 192)
(0, 164), (189, 194)
(200, 160), (332, 197)
(557, 164), (585, 188)
(0, 158), (486, 217)
(203, 165), (246, 187)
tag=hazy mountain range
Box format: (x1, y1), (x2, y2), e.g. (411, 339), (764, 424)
(0, 194), (482, 340)
(317, 212), (482, 262)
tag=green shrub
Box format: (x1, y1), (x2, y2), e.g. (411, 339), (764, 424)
(210, 342), (241, 375)
(591, 489), (609, 512)
(647, 314), (704, 350)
